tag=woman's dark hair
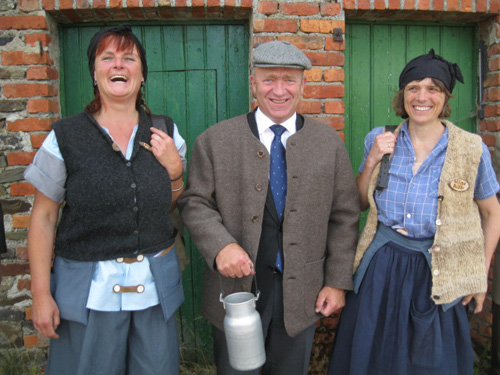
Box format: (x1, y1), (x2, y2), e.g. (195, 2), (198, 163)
(391, 78), (452, 119)
(85, 33), (151, 114)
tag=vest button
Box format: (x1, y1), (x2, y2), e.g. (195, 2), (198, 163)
(133, 206), (138, 212)
(433, 295), (440, 300)
(112, 143), (120, 152)
(433, 269), (440, 276)
(126, 162), (131, 167)
(436, 219), (442, 226)
(131, 183), (137, 189)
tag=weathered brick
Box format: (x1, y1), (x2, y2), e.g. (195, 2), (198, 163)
(298, 100), (321, 114)
(27, 99), (60, 114)
(4, 84), (58, 98)
(12, 214), (31, 229)
(7, 118), (53, 132)
(0, 66), (25, 80)
(325, 101), (345, 114)
(241, 0), (253, 8)
(388, 0), (400, 9)
(93, 0), (106, 8)
(320, 3), (341, 16)
(490, 0), (499, 14)
(374, 0), (386, 9)
(303, 84), (344, 99)
(305, 52), (344, 66)
(25, 307), (32, 321)
(257, 1), (278, 14)
(253, 19), (298, 33)
(27, 66), (59, 80)
(433, 0), (445, 11)
(359, 0), (371, 9)
(7, 152), (36, 166)
(482, 134), (496, 147)
(2, 262), (30, 276)
(24, 335), (39, 348)
(301, 20), (345, 34)
(11, 182), (36, 196)
(127, 0), (140, 6)
(488, 43), (500, 57)
(41, 0), (55, 10)
(19, 0), (41, 12)
(280, 2), (319, 16)
(484, 104), (500, 117)
(16, 247), (29, 260)
(487, 88), (500, 101)
(314, 116), (345, 131)
(0, 16), (48, 30)
(0, 99), (26, 112)
(30, 133), (47, 149)
(447, 0), (459, 11)
(325, 38), (346, 51)
(253, 36), (274, 47)
(305, 68), (322, 82)
(2, 51), (53, 66)
(17, 278), (31, 292)
(277, 36), (323, 50)
(25, 33), (52, 47)
(404, 0), (415, 9)
(324, 68), (345, 82)
(343, 0), (355, 9)
(461, 0), (473, 12)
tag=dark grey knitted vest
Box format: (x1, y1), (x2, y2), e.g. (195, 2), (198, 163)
(52, 109), (175, 261)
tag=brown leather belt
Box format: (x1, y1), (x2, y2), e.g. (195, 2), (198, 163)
(115, 244), (174, 264)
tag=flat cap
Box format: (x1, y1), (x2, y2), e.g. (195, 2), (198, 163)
(252, 41), (312, 70)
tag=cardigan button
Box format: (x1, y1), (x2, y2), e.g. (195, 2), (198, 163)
(126, 162), (131, 167)
(255, 183), (263, 192)
(133, 206), (138, 212)
(435, 219), (442, 226)
(257, 150), (266, 158)
(433, 269), (440, 276)
(251, 216), (259, 223)
(112, 143), (121, 152)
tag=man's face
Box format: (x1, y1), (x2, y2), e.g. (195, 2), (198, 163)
(250, 67), (306, 124)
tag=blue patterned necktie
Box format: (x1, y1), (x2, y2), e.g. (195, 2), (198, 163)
(270, 125), (287, 272)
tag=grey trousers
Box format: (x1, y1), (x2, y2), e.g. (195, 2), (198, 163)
(46, 304), (179, 375)
(213, 273), (316, 375)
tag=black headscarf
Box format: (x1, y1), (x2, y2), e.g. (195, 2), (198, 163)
(87, 24), (148, 83)
(399, 49), (464, 93)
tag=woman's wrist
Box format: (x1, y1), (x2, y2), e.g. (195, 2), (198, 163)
(170, 170), (183, 182)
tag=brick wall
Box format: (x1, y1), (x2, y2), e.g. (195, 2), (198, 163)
(1, 0), (499, 372)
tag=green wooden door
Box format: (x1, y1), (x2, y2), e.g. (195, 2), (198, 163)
(60, 22), (249, 358)
(344, 22), (478, 174)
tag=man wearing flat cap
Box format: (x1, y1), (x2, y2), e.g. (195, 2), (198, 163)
(179, 41), (359, 374)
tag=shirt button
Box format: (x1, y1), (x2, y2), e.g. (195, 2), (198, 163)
(433, 269), (440, 276)
(436, 219), (442, 226)
(406, 213), (411, 218)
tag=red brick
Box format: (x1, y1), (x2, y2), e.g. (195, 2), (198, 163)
(16, 247), (29, 261)
(7, 152), (36, 166)
(20, 0), (41, 11)
(11, 182), (36, 196)
(490, 0), (499, 14)
(447, 0), (459, 11)
(2, 51), (53, 66)
(433, 0), (445, 11)
(320, 3), (342, 16)
(108, 0), (122, 7)
(258, 1), (278, 14)
(192, 0), (203, 5)
(404, 0), (415, 9)
(30, 133), (48, 149)
(2, 263), (30, 276)
(324, 68), (345, 82)
(305, 68), (322, 82)
(461, 0), (473, 12)
(484, 104), (500, 117)
(485, 73), (500, 87)
(303, 84), (344, 99)
(24, 335), (39, 348)
(25, 33), (52, 47)
(76, 0), (90, 8)
(483, 120), (500, 132)
(277, 36), (323, 50)
(253, 19), (298, 33)
(28, 99), (60, 114)
(93, 0), (106, 7)
(487, 88), (500, 101)
(325, 38), (346, 51)
(41, 0), (55, 10)
(300, 19), (344, 34)
(18, 278), (31, 291)
(281, 2), (319, 16)
(59, 0), (72, 8)
(325, 101), (345, 114)
(482, 134), (496, 147)
(241, 0), (253, 7)
(25, 307), (32, 321)
(305, 52), (344, 67)
(488, 43), (500, 57)
(374, 0), (386, 9)
(4, 83), (58, 98)
(418, 0), (430, 9)
(253, 36), (274, 48)
(358, 0), (371, 9)
(343, 0), (355, 9)
(27, 66), (59, 80)
(12, 214), (31, 229)
(388, 0), (400, 9)
(0, 16), (48, 30)
(490, 58), (500, 72)
(314, 116), (345, 131)
(7, 117), (53, 132)
(127, 0), (140, 6)
(298, 100), (321, 114)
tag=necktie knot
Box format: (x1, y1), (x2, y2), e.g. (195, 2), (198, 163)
(270, 124), (286, 137)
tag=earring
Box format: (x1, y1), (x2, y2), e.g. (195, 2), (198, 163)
(141, 81), (145, 87)
(93, 80), (97, 87)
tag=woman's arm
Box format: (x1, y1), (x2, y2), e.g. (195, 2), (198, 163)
(28, 190), (61, 339)
(356, 131), (397, 211)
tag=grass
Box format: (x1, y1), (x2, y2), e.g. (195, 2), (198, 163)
(0, 348), (43, 375)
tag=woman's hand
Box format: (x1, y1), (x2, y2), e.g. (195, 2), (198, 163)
(150, 127), (183, 180)
(462, 293), (485, 313)
(365, 131), (397, 167)
(32, 293), (60, 339)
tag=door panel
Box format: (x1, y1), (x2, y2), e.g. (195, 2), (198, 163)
(60, 22), (249, 358)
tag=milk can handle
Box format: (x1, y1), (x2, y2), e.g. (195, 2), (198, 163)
(219, 266), (260, 306)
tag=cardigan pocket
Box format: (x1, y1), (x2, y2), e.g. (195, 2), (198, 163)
(408, 300), (443, 368)
(148, 248), (185, 322)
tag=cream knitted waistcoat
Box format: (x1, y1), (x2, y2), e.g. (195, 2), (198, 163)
(354, 120), (486, 304)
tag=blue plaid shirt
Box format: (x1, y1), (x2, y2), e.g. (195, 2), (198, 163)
(359, 122), (500, 238)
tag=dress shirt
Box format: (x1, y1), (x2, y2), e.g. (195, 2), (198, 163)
(359, 122), (500, 238)
(255, 107), (296, 152)
(25, 122), (186, 312)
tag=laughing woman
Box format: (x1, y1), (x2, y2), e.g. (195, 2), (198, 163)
(328, 50), (500, 375)
(25, 25), (185, 375)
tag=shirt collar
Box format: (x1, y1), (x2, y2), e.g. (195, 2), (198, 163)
(255, 107), (296, 137)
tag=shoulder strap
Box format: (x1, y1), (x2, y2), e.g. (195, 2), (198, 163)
(376, 125), (398, 191)
(150, 114), (174, 138)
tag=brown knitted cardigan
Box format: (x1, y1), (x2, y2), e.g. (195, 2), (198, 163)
(354, 120), (486, 304)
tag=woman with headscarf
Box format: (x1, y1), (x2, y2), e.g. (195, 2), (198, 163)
(25, 25), (185, 375)
(328, 50), (500, 374)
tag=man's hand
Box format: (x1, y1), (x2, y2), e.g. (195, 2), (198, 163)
(32, 293), (60, 339)
(215, 243), (255, 278)
(315, 286), (345, 317)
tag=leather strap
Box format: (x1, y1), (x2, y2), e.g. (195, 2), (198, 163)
(376, 125), (398, 190)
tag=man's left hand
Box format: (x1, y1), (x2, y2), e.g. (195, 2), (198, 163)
(315, 286), (345, 317)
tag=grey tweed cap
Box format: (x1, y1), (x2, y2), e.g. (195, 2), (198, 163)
(252, 41), (312, 70)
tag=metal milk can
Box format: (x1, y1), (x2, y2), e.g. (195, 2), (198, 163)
(220, 291), (266, 371)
